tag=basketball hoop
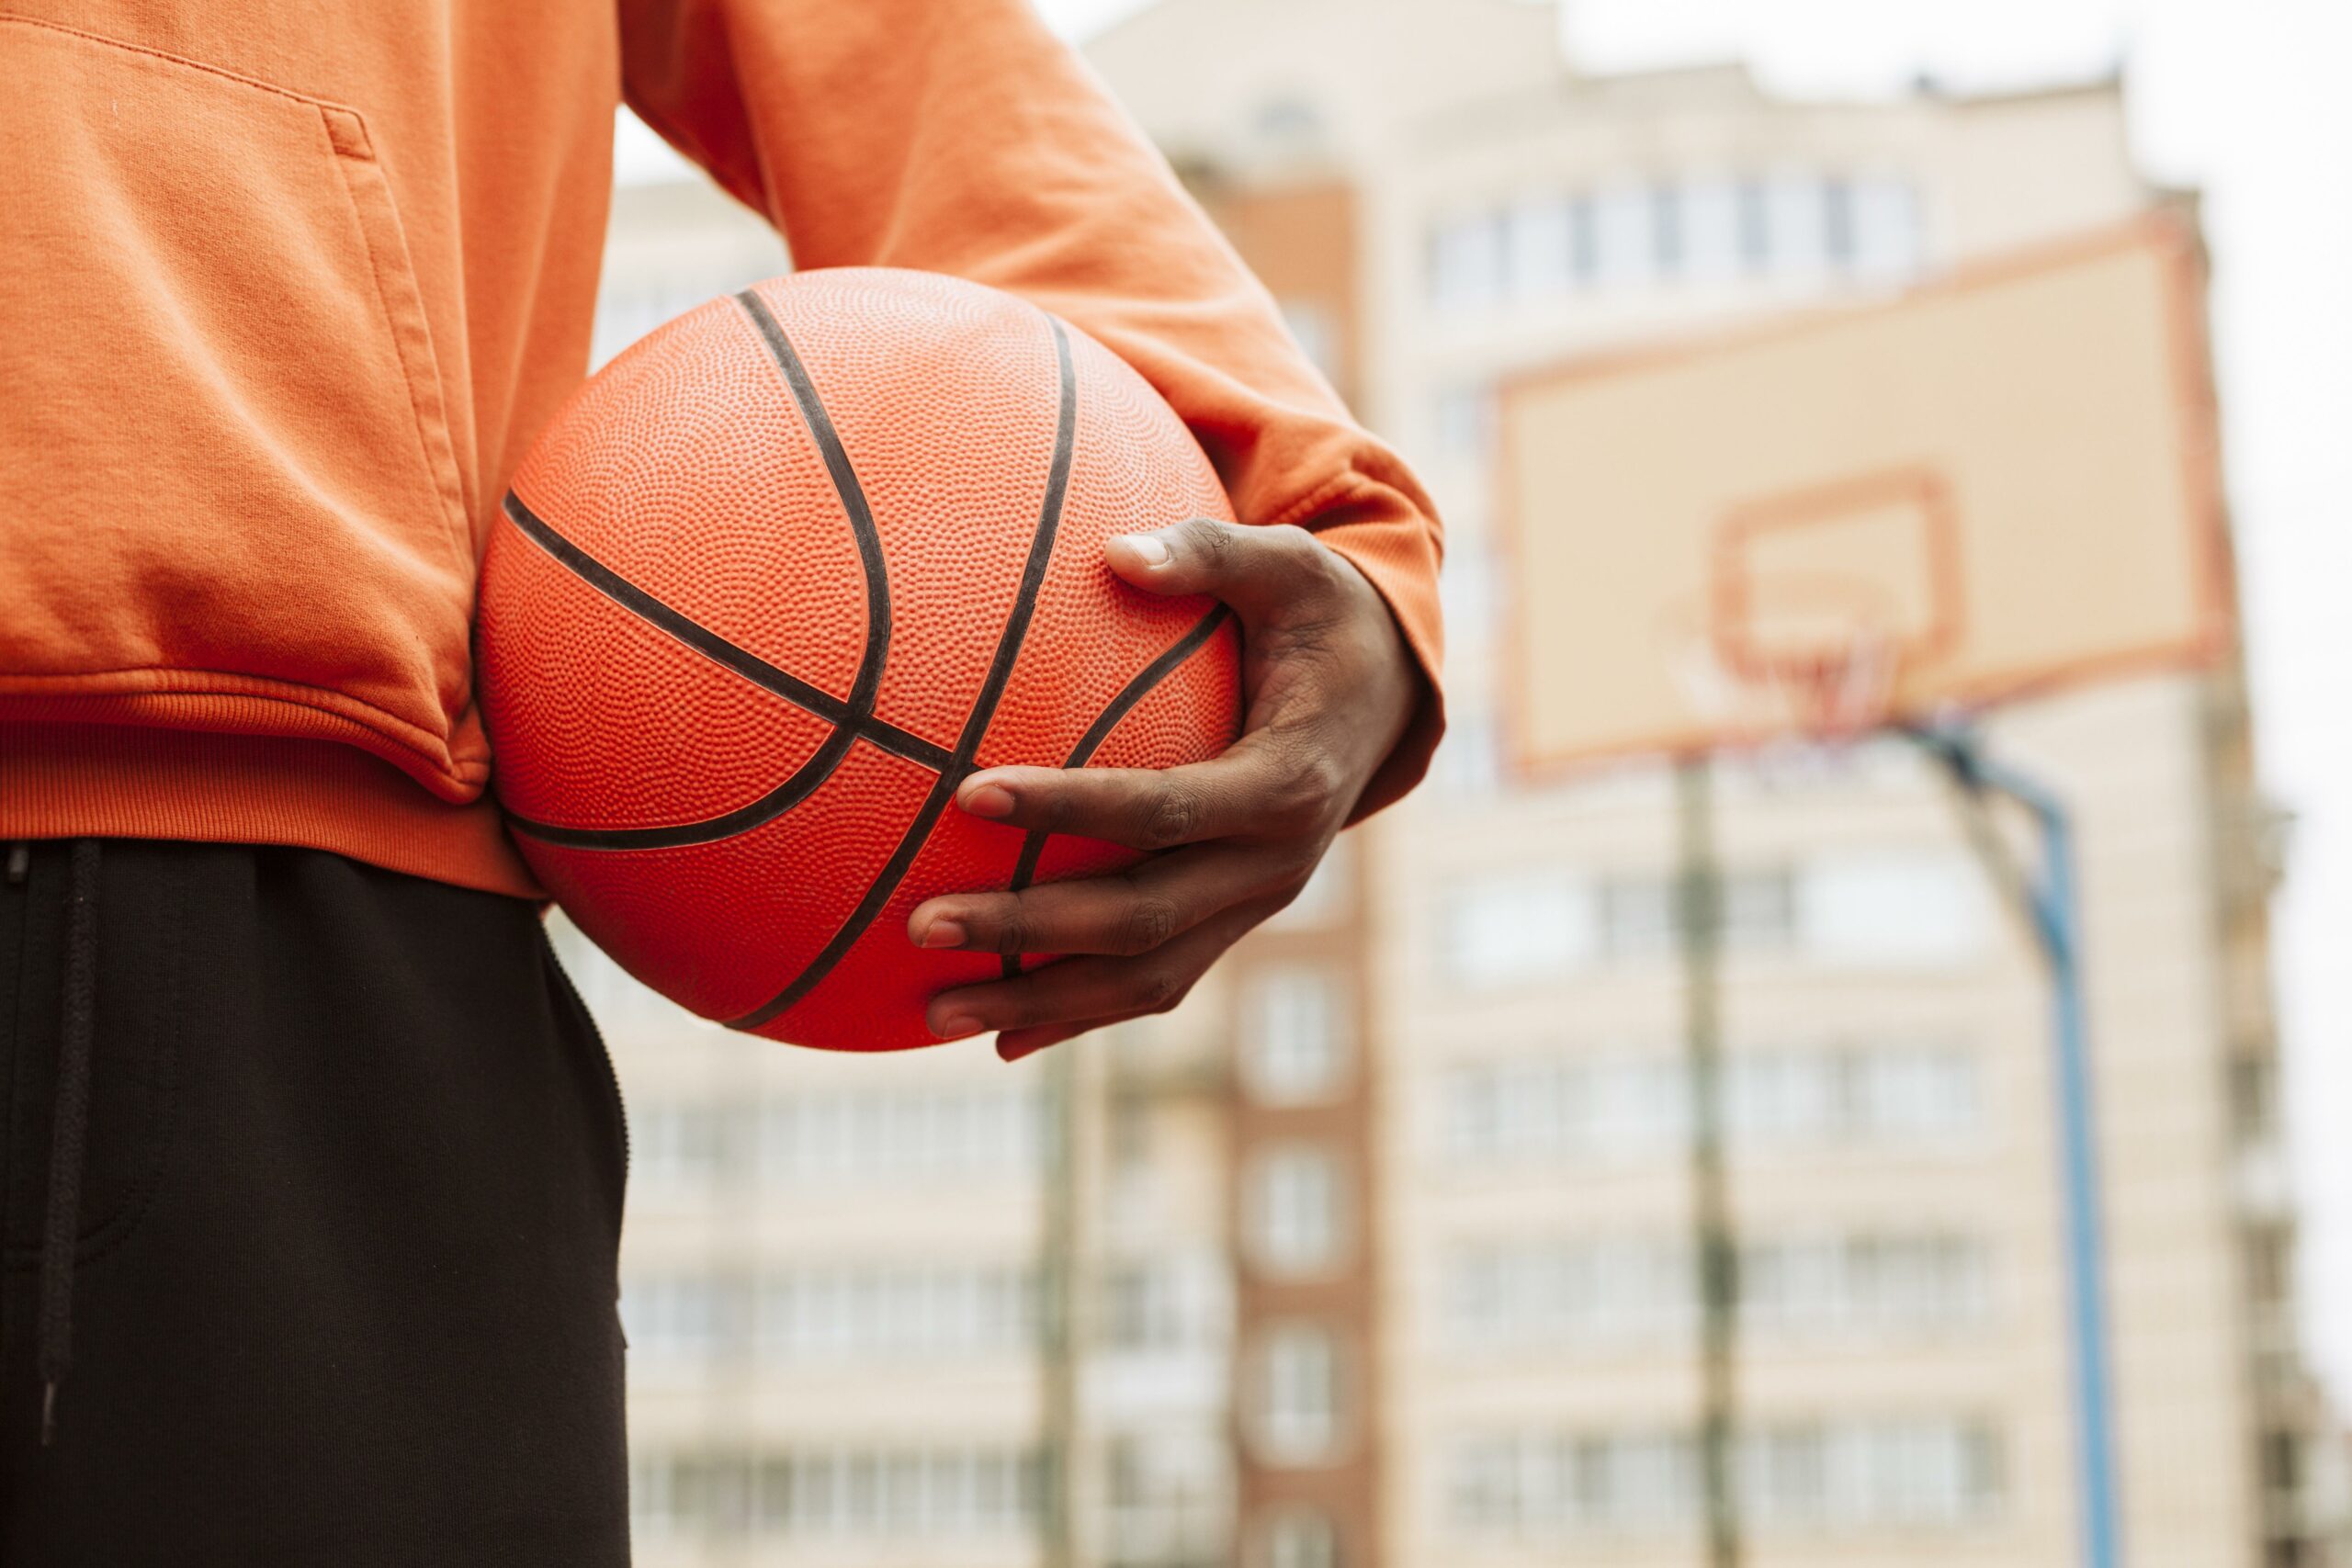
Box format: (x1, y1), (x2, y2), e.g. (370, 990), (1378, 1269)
(1664, 597), (1900, 761)
(1768, 627), (1900, 747)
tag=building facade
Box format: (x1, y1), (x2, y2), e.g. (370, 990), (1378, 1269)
(569, 3), (2324, 1565)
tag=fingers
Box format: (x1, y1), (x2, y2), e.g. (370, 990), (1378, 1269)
(910, 520), (1407, 1065)
(992, 1008), (1153, 1064)
(927, 901), (1272, 1055)
(1104, 517), (1351, 627)
(956, 732), (1346, 852)
(908, 844), (1303, 958)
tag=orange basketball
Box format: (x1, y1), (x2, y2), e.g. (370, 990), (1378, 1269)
(476, 269), (1242, 1051)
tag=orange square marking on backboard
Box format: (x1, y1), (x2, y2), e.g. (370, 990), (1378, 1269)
(1712, 464), (1962, 680)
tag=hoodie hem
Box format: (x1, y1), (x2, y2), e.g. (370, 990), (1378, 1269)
(0, 722), (538, 898)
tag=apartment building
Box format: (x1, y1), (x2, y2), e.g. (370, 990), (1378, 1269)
(563, 3), (2324, 1565)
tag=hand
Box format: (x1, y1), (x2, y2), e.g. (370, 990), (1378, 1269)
(908, 517), (1419, 1061)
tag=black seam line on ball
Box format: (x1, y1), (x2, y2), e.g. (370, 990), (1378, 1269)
(1001, 604), (1234, 978)
(729, 315), (1079, 1032)
(729, 288), (893, 726)
(503, 752), (854, 850)
(498, 496), (955, 781)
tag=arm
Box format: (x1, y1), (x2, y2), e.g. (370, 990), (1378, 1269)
(622, 0), (1445, 1052)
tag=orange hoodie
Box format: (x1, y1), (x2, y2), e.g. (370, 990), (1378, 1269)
(0, 0), (1444, 897)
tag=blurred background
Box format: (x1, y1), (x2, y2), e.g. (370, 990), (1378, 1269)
(561, 2), (2352, 1563)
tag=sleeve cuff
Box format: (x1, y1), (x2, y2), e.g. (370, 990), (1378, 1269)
(1278, 476), (1448, 825)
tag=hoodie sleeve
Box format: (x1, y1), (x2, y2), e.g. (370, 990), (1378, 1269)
(618, 0), (1446, 818)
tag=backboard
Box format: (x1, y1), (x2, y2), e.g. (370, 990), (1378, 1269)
(1497, 215), (2233, 771)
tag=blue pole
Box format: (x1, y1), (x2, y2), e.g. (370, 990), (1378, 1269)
(1913, 733), (2122, 1568)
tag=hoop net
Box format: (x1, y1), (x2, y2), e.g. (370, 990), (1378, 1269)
(1666, 605), (1902, 759)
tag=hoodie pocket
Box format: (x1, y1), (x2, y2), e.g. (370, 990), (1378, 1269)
(0, 17), (483, 791)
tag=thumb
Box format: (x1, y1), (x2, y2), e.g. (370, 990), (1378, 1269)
(1103, 517), (1337, 626)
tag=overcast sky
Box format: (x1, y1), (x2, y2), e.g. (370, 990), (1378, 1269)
(1033, 0), (2352, 1408)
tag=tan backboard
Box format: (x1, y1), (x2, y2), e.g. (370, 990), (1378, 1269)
(1498, 215), (2233, 770)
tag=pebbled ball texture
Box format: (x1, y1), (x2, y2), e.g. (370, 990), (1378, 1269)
(476, 268), (1242, 1051)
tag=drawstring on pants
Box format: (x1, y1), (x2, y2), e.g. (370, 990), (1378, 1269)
(40, 840), (101, 1446)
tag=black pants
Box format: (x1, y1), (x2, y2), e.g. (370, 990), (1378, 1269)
(0, 840), (630, 1564)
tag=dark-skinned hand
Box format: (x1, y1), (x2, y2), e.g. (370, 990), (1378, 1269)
(907, 516), (1419, 1062)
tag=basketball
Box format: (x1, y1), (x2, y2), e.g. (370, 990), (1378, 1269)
(475, 268), (1243, 1051)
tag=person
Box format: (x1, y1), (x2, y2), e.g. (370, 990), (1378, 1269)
(0, 0), (1443, 1560)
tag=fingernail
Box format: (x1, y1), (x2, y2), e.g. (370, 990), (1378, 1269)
(1115, 533), (1172, 567)
(933, 1011), (983, 1039)
(961, 783), (1016, 818)
(999, 1036), (1049, 1064)
(920, 918), (966, 950)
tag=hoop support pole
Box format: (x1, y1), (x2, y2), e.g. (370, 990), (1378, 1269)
(1905, 722), (2122, 1568)
(1674, 756), (1743, 1568)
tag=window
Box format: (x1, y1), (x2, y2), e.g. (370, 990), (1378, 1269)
(1567, 193), (1600, 284)
(1107, 1431), (1229, 1563)
(1252, 95), (1322, 144)
(1246, 1145), (1349, 1275)
(1430, 384), (1496, 462)
(1277, 299), (1340, 383)
(754, 1088), (1046, 1185)
(1823, 176), (1858, 270)
(1430, 713), (1503, 798)
(1600, 876), (1677, 961)
(1239, 965), (1351, 1104)
(637, 1445), (1045, 1539)
(1253, 1325), (1344, 1464)
(1678, 178), (1742, 281)
(1508, 199), (1577, 299)
(1727, 1043), (1980, 1146)
(1598, 1055), (1688, 1155)
(1448, 1437), (1516, 1530)
(1448, 1233), (1992, 1348)
(1592, 183), (1653, 286)
(1448, 1431), (1699, 1533)
(1859, 1421), (2002, 1525)
(1445, 1055), (1682, 1166)
(1723, 868), (1798, 950)
(1739, 1235), (1992, 1335)
(749, 1265), (1040, 1360)
(1650, 183), (1685, 277)
(1858, 1045), (1980, 1137)
(624, 1274), (745, 1360)
(1442, 874), (1600, 988)
(1438, 541), (1498, 637)
(1430, 214), (1506, 312)
(634, 1101), (733, 1190)
(1850, 176), (1922, 280)
(1267, 838), (1352, 931)
(1797, 851), (1992, 967)
(1452, 1421), (1999, 1537)
(1448, 1239), (1694, 1346)
(1259, 1507), (1340, 1568)
(1450, 1042), (1981, 1168)
(1724, 1051), (1839, 1145)
(1735, 177), (1771, 272)
(1100, 1254), (1228, 1352)
(1429, 169), (1909, 308)
(1763, 171), (1829, 276)
(1597, 868), (1795, 964)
